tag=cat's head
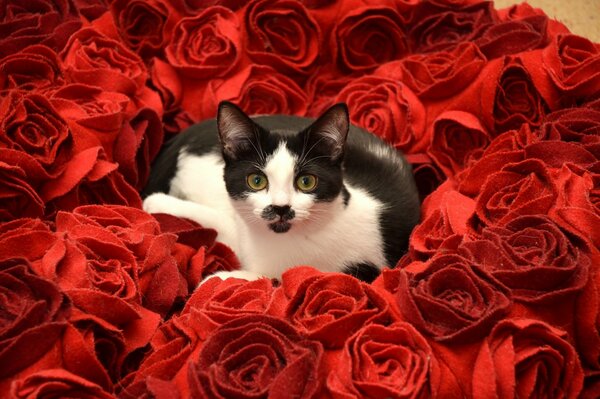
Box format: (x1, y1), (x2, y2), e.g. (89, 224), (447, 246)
(217, 101), (349, 234)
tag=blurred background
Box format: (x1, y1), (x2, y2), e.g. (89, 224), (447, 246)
(494, 0), (600, 42)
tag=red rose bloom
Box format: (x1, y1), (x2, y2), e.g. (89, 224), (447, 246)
(326, 322), (442, 399)
(244, 0), (320, 77)
(188, 315), (324, 399)
(272, 267), (398, 348)
(335, 74), (426, 153)
(0, 45), (64, 91)
(0, 0), (81, 55)
(543, 34), (600, 100)
(334, 6), (409, 73)
(166, 6), (242, 79)
(427, 111), (490, 178)
(472, 319), (583, 399)
(384, 254), (511, 343)
(381, 42), (486, 100)
(10, 370), (115, 399)
(459, 215), (590, 303)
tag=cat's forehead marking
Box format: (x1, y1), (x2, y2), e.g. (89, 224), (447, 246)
(263, 142), (297, 205)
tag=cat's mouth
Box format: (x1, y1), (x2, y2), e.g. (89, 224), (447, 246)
(268, 218), (292, 233)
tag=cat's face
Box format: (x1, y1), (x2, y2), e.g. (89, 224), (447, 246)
(217, 102), (349, 234)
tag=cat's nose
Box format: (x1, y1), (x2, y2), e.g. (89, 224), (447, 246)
(272, 205), (292, 217)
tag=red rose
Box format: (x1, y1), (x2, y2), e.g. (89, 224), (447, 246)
(0, 45), (64, 91)
(335, 74), (426, 153)
(0, 259), (69, 384)
(475, 15), (549, 59)
(305, 70), (353, 117)
(184, 277), (278, 338)
(10, 370), (115, 399)
(65, 206), (187, 317)
(334, 6), (409, 73)
(244, 0), (320, 77)
(472, 319), (583, 399)
(379, 42), (486, 100)
(409, 1), (497, 53)
(0, 150), (47, 221)
(165, 6), (241, 79)
(406, 153), (446, 201)
(73, 0), (110, 22)
(188, 315), (324, 399)
(42, 147), (142, 215)
(540, 106), (600, 153)
(543, 34), (600, 100)
(473, 159), (556, 228)
(409, 188), (475, 261)
(326, 322), (442, 399)
(427, 111), (490, 178)
(271, 267), (398, 348)
(384, 254), (511, 342)
(0, 0), (81, 55)
(0, 91), (73, 171)
(183, 64), (308, 121)
(110, 0), (181, 58)
(490, 58), (551, 133)
(459, 215), (590, 303)
(60, 28), (149, 97)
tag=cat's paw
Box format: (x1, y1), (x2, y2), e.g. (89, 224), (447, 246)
(143, 193), (176, 215)
(199, 270), (264, 287)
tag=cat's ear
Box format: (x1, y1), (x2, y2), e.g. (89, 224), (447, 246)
(217, 101), (257, 160)
(306, 103), (349, 162)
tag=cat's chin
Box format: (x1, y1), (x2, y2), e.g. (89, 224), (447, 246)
(268, 220), (292, 233)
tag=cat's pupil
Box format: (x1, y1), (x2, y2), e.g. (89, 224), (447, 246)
(302, 177), (309, 185)
(254, 176), (261, 185)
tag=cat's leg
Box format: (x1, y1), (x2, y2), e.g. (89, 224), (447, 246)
(143, 193), (239, 252)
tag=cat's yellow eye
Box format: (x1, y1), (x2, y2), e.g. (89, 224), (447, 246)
(247, 173), (268, 190)
(296, 174), (318, 192)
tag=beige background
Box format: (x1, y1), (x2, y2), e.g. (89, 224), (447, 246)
(493, 0), (600, 42)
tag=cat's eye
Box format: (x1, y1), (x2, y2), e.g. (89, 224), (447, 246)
(296, 174), (318, 192)
(247, 173), (268, 190)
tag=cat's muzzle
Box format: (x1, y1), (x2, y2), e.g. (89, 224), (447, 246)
(262, 205), (295, 233)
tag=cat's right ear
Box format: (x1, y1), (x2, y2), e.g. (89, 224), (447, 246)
(217, 101), (256, 160)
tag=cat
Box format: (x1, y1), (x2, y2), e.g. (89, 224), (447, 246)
(142, 101), (420, 283)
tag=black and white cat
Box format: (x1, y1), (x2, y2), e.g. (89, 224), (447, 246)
(142, 102), (420, 283)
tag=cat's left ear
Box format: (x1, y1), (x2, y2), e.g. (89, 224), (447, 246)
(217, 101), (258, 160)
(306, 103), (349, 163)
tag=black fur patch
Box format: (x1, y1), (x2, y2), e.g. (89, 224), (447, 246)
(343, 263), (381, 283)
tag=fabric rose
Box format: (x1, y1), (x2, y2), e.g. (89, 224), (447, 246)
(244, 0), (320, 77)
(383, 254), (511, 343)
(60, 28), (149, 98)
(473, 159), (556, 228)
(492, 61), (550, 133)
(459, 215), (590, 303)
(64, 205), (187, 317)
(334, 6), (409, 73)
(0, 150), (48, 221)
(10, 369), (115, 399)
(110, 0), (181, 58)
(406, 153), (446, 201)
(427, 111), (490, 178)
(475, 15), (549, 59)
(182, 64), (308, 122)
(0, 45), (64, 91)
(165, 6), (242, 79)
(409, 1), (498, 53)
(305, 71), (353, 117)
(0, 258), (69, 384)
(540, 106), (600, 152)
(409, 188), (475, 261)
(188, 315), (324, 398)
(271, 267), (398, 348)
(42, 147), (142, 215)
(326, 322), (441, 399)
(543, 34), (600, 99)
(183, 277), (278, 338)
(335, 74), (426, 153)
(0, 91), (73, 172)
(0, 0), (81, 55)
(472, 319), (583, 398)
(378, 42), (486, 100)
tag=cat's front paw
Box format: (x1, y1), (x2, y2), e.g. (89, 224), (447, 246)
(143, 193), (175, 215)
(199, 270), (264, 287)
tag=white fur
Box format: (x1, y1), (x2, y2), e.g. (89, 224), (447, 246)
(143, 145), (386, 282)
